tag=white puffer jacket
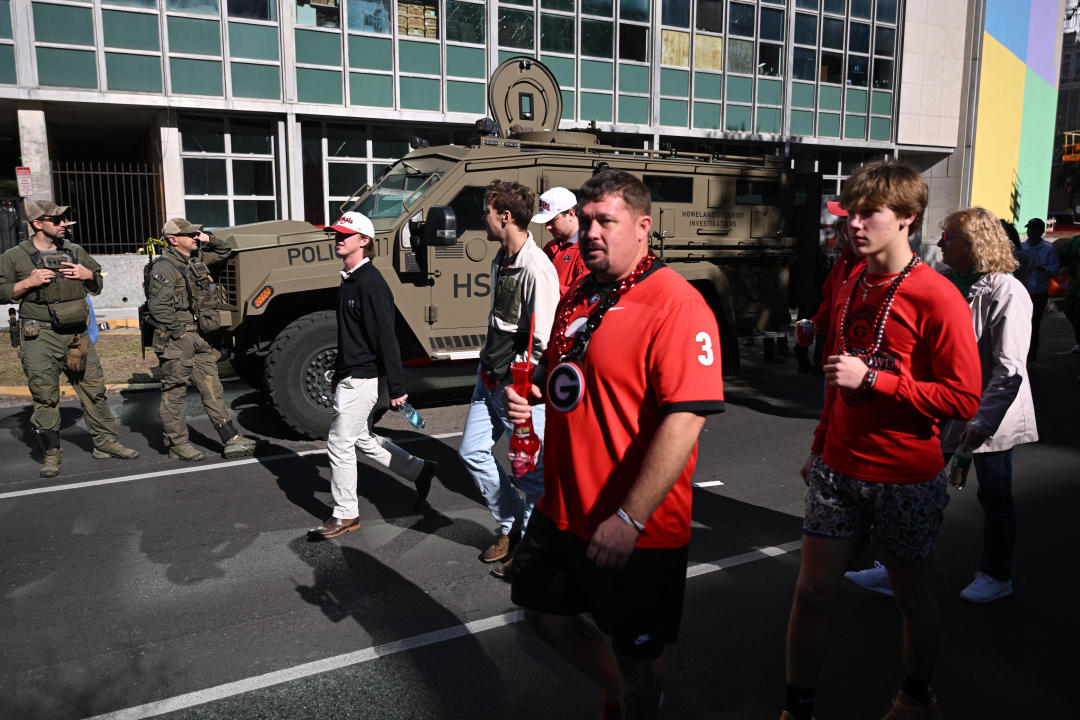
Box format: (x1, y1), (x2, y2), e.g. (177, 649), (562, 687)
(940, 272), (1039, 453)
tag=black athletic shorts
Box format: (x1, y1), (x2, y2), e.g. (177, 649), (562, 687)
(511, 510), (689, 659)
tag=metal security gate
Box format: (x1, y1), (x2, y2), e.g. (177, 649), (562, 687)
(0, 198), (27, 253)
(51, 161), (164, 254)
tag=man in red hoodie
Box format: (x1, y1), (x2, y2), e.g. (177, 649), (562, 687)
(780, 162), (981, 720)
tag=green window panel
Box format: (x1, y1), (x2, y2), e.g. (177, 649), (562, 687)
(660, 98), (687, 127)
(400, 76), (440, 111)
(844, 114), (866, 139)
(791, 82), (815, 110)
(0, 45), (16, 84)
(619, 64), (649, 94)
(230, 22), (278, 62)
(580, 92), (612, 123)
(726, 76), (752, 104)
(693, 72), (723, 101)
(725, 105), (751, 132)
(37, 47), (97, 88)
(660, 68), (688, 97)
(103, 10), (159, 51)
(561, 90), (574, 119)
(580, 60), (612, 91)
(349, 35), (390, 71)
(295, 28), (340, 66)
(845, 88), (867, 112)
(618, 94), (649, 125)
(790, 110), (814, 136)
(0, 0), (11, 39)
(170, 57), (222, 95)
(447, 80), (485, 113)
(168, 17), (221, 56)
(231, 62), (280, 99)
(398, 40), (440, 75)
(871, 91), (892, 116)
(350, 72), (393, 107)
(819, 85), (842, 112)
(693, 102), (721, 130)
(757, 78), (782, 106)
(818, 112), (840, 137)
(870, 117), (891, 141)
(106, 52), (161, 92)
(542, 55), (574, 86)
(447, 45), (484, 79)
(32, 4), (93, 45)
(756, 107), (781, 134)
(297, 67), (341, 104)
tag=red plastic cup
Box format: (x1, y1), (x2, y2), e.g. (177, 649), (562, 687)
(795, 319), (816, 347)
(510, 360), (532, 396)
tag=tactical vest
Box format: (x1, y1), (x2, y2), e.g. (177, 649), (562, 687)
(150, 252), (222, 334)
(19, 240), (90, 328)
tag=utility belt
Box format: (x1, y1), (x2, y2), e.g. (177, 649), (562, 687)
(19, 316), (88, 339)
(17, 317), (91, 380)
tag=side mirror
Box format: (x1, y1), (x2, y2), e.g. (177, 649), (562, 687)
(422, 206), (458, 247)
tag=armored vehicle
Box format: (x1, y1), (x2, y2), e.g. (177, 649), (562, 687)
(212, 58), (796, 438)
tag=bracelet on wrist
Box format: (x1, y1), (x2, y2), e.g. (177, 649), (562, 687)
(859, 368), (877, 391)
(616, 507), (646, 534)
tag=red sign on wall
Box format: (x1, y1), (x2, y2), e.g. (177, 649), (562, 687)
(15, 167), (32, 197)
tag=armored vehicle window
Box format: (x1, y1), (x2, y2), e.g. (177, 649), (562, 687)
(735, 179), (781, 205)
(448, 187), (488, 234)
(643, 175), (693, 203)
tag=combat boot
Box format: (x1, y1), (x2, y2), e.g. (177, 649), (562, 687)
(222, 435), (257, 459)
(40, 449), (62, 478)
(92, 439), (140, 460)
(169, 443), (206, 462)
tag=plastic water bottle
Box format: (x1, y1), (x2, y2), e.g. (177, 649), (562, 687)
(399, 402), (426, 430)
(948, 449), (972, 490)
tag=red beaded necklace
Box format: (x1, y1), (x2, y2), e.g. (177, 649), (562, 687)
(837, 254), (920, 358)
(551, 254), (656, 364)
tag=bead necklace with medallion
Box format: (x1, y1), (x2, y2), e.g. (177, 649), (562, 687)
(837, 253), (921, 358)
(551, 253), (656, 364)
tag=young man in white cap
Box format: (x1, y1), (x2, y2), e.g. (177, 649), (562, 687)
(532, 186), (587, 295)
(309, 211), (439, 540)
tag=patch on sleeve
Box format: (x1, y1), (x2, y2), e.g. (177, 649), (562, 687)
(147, 272), (171, 297)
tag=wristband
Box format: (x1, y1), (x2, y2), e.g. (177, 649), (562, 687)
(859, 368), (877, 391)
(616, 507), (646, 534)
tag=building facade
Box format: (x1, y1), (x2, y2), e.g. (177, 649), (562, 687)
(0, 0), (1065, 255)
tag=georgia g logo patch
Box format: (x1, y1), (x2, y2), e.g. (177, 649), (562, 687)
(547, 362), (584, 412)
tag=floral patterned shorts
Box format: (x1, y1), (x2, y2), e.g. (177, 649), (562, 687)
(803, 456), (949, 560)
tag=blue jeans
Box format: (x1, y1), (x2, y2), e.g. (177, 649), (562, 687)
(458, 372), (546, 537)
(973, 450), (1016, 581)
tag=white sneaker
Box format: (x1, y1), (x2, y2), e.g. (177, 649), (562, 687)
(843, 560), (893, 596)
(960, 571), (1013, 603)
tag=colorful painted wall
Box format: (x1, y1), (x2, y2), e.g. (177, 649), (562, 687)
(970, 0), (1063, 224)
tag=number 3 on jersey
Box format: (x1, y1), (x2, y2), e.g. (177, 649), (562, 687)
(695, 331), (714, 366)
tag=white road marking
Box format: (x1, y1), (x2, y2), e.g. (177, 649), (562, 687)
(693, 480), (725, 488)
(0, 432), (464, 501)
(81, 541), (802, 720)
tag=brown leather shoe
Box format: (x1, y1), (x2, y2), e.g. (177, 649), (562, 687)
(490, 555), (514, 581)
(413, 459), (438, 509)
(308, 516), (361, 540)
(481, 533), (511, 564)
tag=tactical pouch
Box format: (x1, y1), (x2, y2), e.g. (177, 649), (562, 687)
(197, 309), (221, 335)
(66, 333), (90, 380)
(48, 297), (90, 329)
(22, 319), (40, 340)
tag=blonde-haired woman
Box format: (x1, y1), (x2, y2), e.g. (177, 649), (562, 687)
(937, 207), (1039, 602)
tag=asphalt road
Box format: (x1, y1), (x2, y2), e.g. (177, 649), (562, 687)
(1, 313), (1077, 720)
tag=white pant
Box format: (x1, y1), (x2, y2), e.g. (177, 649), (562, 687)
(326, 376), (424, 519)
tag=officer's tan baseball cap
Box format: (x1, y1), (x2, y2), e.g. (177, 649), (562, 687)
(161, 218), (203, 237)
(25, 199), (70, 222)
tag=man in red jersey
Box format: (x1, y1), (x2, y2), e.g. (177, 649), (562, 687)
(780, 162), (982, 720)
(506, 170), (725, 720)
(532, 186), (588, 295)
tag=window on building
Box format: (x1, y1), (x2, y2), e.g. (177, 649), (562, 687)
(877, 0), (897, 23)
(823, 0), (845, 14)
(849, 22), (870, 54)
(760, 8), (783, 42)
(662, 0), (690, 28)
(822, 17), (843, 49)
(872, 58), (893, 89)
(696, 0), (723, 33)
(728, 3), (754, 38)
(541, 14), (574, 53)
(619, 23), (648, 62)
(446, 1), (483, 43)
(850, 0), (871, 20)
(847, 54), (868, 86)
(499, 7), (534, 49)
(228, 0), (276, 21)
(581, 19), (613, 57)
(875, 26), (894, 57)
(347, 0), (392, 33)
(582, 0), (612, 16)
(795, 14), (817, 45)
(758, 43), (782, 77)
(167, 0), (219, 14)
(620, 0), (649, 22)
(820, 52), (842, 83)
(793, 47), (816, 80)
(295, 0), (340, 29)
(728, 38), (754, 74)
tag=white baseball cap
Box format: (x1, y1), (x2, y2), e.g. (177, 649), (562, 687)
(531, 187), (577, 224)
(327, 211), (375, 238)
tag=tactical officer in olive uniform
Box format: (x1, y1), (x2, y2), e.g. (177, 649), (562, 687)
(0, 200), (139, 478)
(146, 218), (256, 461)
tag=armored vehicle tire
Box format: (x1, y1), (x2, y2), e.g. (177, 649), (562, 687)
(264, 311), (390, 439)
